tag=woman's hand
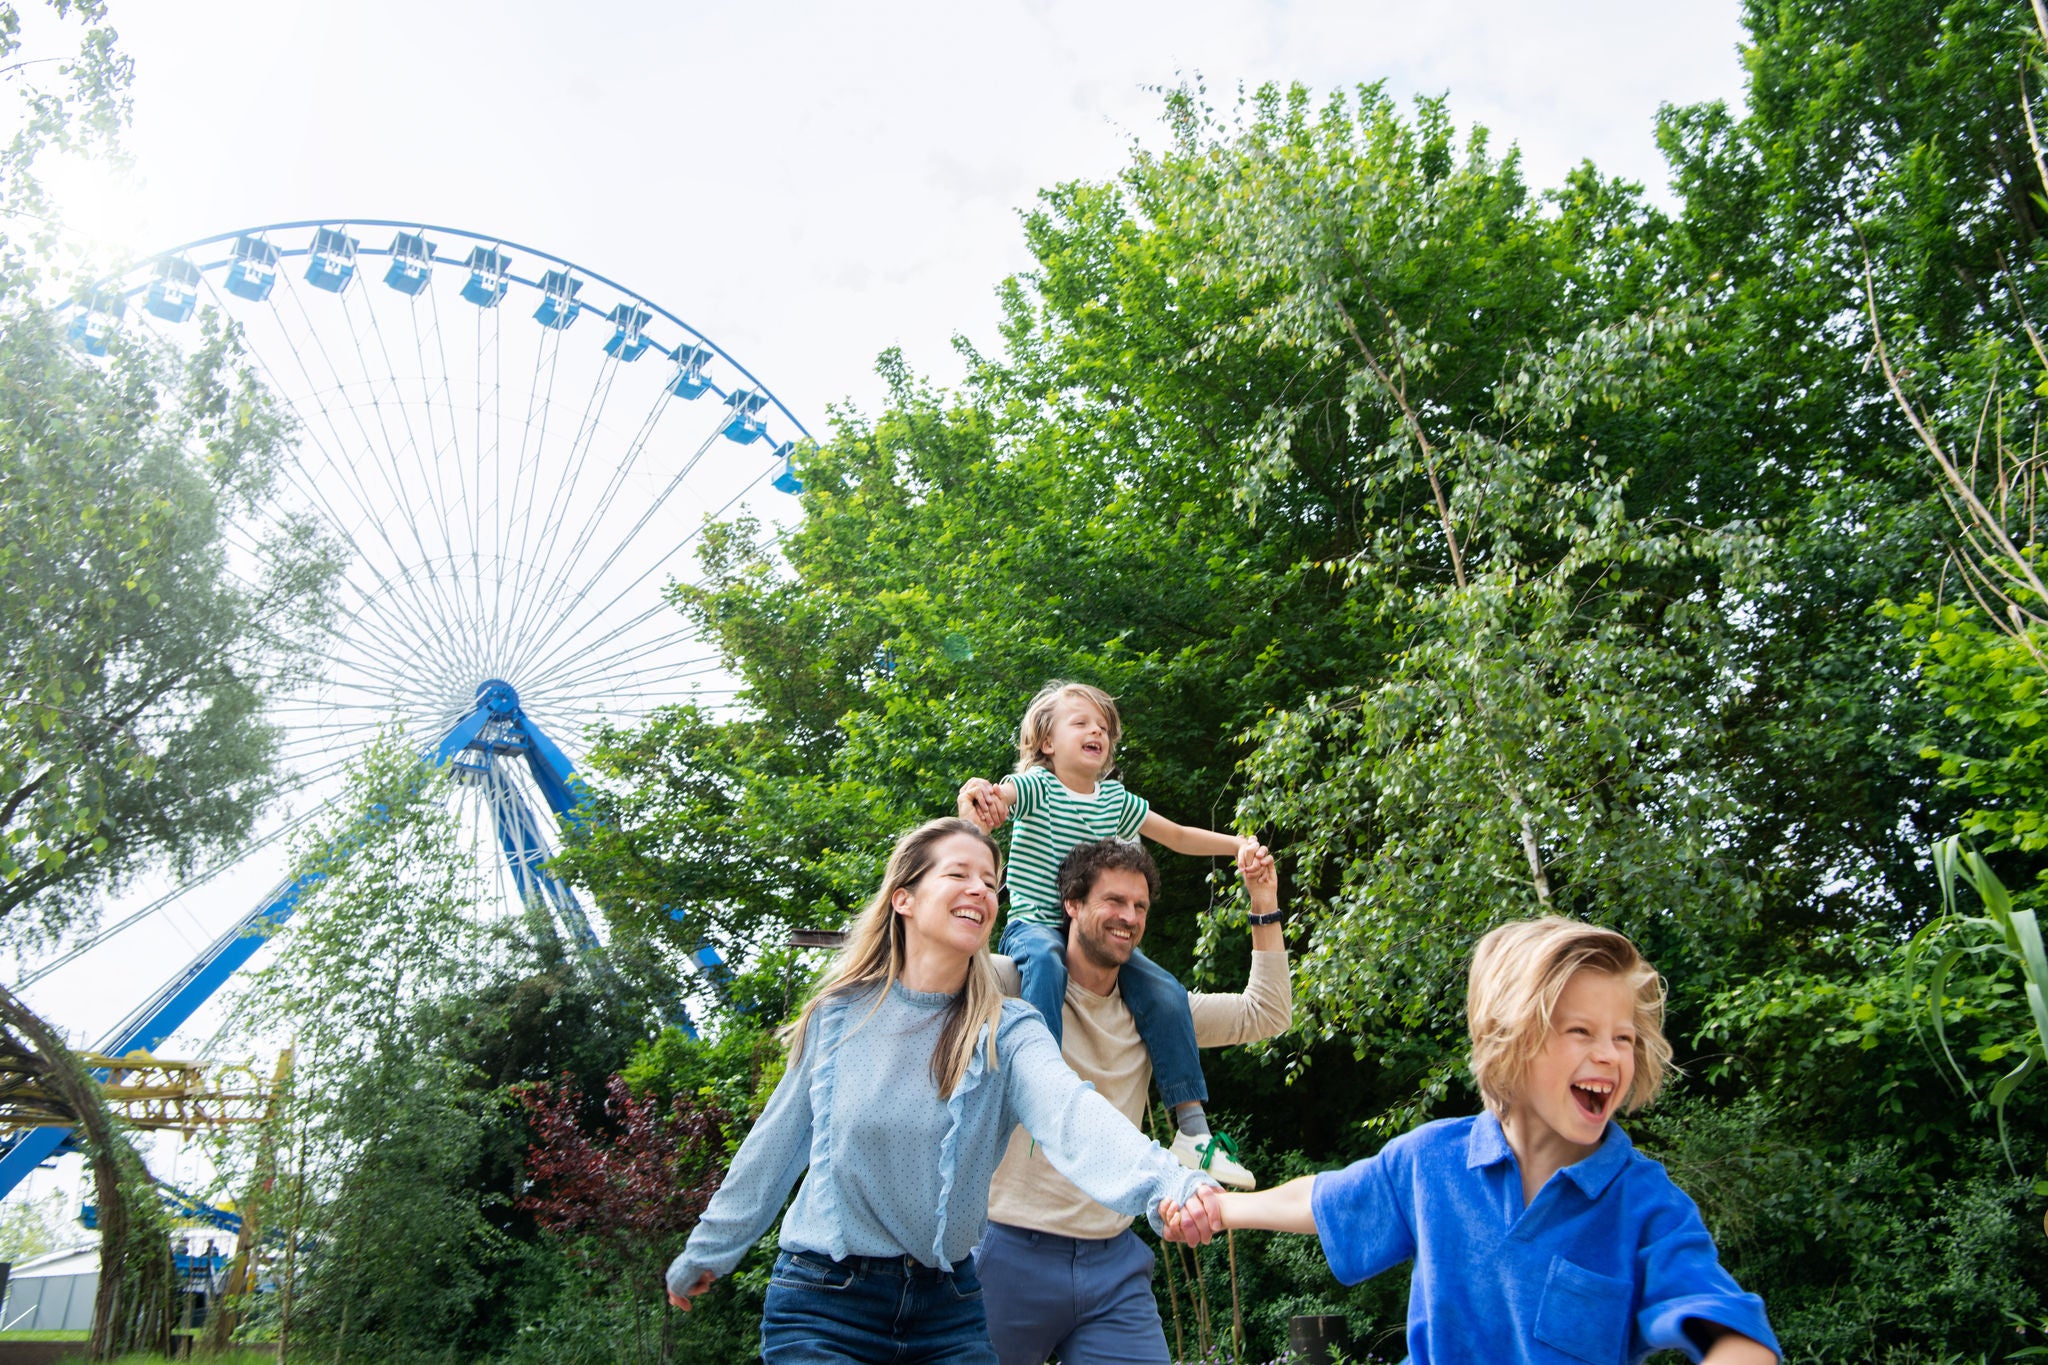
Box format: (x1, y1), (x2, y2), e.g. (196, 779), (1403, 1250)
(668, 1271), (714, 1310)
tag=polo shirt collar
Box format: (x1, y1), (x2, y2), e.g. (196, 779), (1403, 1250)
(1466, 1109), (1634, 1199)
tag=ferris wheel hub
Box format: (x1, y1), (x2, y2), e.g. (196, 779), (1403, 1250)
(475, 678), (521, 719)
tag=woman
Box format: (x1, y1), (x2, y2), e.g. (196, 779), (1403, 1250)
(666, 817), (1219, 1363)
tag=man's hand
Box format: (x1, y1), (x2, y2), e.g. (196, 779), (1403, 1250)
(957, 778), (1013, 832)
(667, 1270), (714, 1311)
(1238, 841), (1280, 936)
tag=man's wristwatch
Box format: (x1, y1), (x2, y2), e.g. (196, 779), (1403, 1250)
(1246, 908), (1284, 926)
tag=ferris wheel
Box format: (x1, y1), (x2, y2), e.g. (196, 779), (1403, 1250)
(0, 221), (804, 1193)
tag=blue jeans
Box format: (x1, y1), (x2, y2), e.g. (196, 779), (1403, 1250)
(760, 1249), (998, 1364)
(999, 921), (1208, 1109)
(975, 1222), (1170, 1365)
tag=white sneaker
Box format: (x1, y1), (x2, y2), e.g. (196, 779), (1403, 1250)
(1170, 1131), (1256, 1190)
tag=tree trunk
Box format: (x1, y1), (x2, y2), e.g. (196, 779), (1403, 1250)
(201, 1050), (291, 1356)
(0, 982), (171, 1360)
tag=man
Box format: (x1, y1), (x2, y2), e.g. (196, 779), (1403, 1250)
(979, 838), (1292, 1365)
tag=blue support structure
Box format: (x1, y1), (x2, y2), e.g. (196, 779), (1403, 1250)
(224, 236), (278, 302)
(383, 231), (435, 295)
(0, 861), (317, 1198)
(304, 228), (358, 294)
(533, 270), (582, 329)
(145, 258), (201, 323)
(0, 678), (626, 1203)
(667, 342), (713, 399)
(722, 387), (769, 444)
(461, 245), (509, 307)
(604, 303), (653, 361)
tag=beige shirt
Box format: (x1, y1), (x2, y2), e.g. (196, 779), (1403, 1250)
(986, 949), (1293, 1240)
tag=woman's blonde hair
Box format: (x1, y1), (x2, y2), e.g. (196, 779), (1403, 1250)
(782, 818), (1009, 1100)
(1465, 916), (1673, 1115)
(1014, 680), (1122, 774)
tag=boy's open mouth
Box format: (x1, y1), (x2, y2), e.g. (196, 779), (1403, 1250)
(1569, 1079), (1613, 1119)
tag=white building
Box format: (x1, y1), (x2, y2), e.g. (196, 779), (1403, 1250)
(2, 1244), (98, 1332)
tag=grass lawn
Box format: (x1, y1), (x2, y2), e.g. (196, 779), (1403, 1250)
(0, 1331), (86, 1340)
(51, 1355), (274, 1364)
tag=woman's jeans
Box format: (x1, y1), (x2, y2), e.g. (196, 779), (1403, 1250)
(999, 920), (1208, 1110)
(760, 1249), (997, 1364)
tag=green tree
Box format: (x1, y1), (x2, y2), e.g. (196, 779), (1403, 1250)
(0, 299), (336, 942)
(224, 740), (519, 1361)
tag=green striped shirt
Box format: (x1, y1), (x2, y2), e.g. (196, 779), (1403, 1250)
(1003, 766), (1150, 926)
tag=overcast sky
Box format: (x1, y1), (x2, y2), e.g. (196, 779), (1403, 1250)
(64, 0), (1753, 432)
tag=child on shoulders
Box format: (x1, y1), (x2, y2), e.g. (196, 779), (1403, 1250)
(959, 680), (1267, 1189)
(1162, 916), (1780, 1365)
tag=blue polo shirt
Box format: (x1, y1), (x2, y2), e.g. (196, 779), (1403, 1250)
(1310, 1112), (1778, 1365)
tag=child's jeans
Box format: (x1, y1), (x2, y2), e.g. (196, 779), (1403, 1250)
(999, 919), (1209, 1110)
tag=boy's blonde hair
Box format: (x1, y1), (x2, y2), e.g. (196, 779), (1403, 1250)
(1014, 680), (1122, 774)
(1466, 916), (1673, 1116)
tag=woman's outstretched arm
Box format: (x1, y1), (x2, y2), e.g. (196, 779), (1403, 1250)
(664, 1022), (821, 1304)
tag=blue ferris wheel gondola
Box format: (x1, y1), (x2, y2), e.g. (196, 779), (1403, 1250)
(224, 235), (278, 302)
(605, 303), (653, 361)
(304, 227), (357, 293)
(65, 291), (122, 355)
(668, 342), (714, 399)
(383, 231), (435, 295)
(145, 258), (201, 323)
(534, 269), (582, 328)
(461, 244), (509, 307)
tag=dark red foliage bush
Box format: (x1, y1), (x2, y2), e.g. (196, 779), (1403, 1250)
(517, 1073), (730, 1287)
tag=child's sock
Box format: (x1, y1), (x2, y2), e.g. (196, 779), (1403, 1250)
(1175, 1103), (1211, 1137)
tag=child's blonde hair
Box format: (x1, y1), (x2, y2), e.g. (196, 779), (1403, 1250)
(1014, 680), (1122, 774)
(1466, 916), (1673, 1116)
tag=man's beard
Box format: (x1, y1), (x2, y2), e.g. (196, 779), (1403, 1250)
(1073, 920), (1137, 971)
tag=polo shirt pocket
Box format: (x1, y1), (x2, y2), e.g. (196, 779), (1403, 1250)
(1532, 1255), (1633, 1364)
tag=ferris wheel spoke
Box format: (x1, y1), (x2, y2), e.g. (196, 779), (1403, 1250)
(531, 633), (723, 699)
(538, 371), (680, 603)
(403, 281), (486, 657)
(536, 416), (721, 661)
(509, 459), (781, 685)
(345, 279), (496, 689)
(436, 284), (499, 649)
(477, 303), (506, 647)
(14, 802), (330, 989)
(319, 584), (470, 702)
(227, 273), (470, 657)
(194, 278), (441, 646)
(276, 269), (479, 662)
(501, 324), (566, 641)
(502, 353), (625, 665)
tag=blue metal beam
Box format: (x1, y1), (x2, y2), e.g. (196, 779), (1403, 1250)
(0, 867), (314, 1199)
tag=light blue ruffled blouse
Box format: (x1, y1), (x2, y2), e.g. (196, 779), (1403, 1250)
(666, 980), (1213, 1294)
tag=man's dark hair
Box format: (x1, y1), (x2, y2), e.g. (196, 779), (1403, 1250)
(1058, 838), (1160, 910)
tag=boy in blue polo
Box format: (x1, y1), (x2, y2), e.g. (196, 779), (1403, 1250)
(1163, 916), (1779, 1365)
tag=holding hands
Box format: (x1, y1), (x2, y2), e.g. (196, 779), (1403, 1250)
(1159, 1184), (1228, 1245)
(957, 777), (1014, 833)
